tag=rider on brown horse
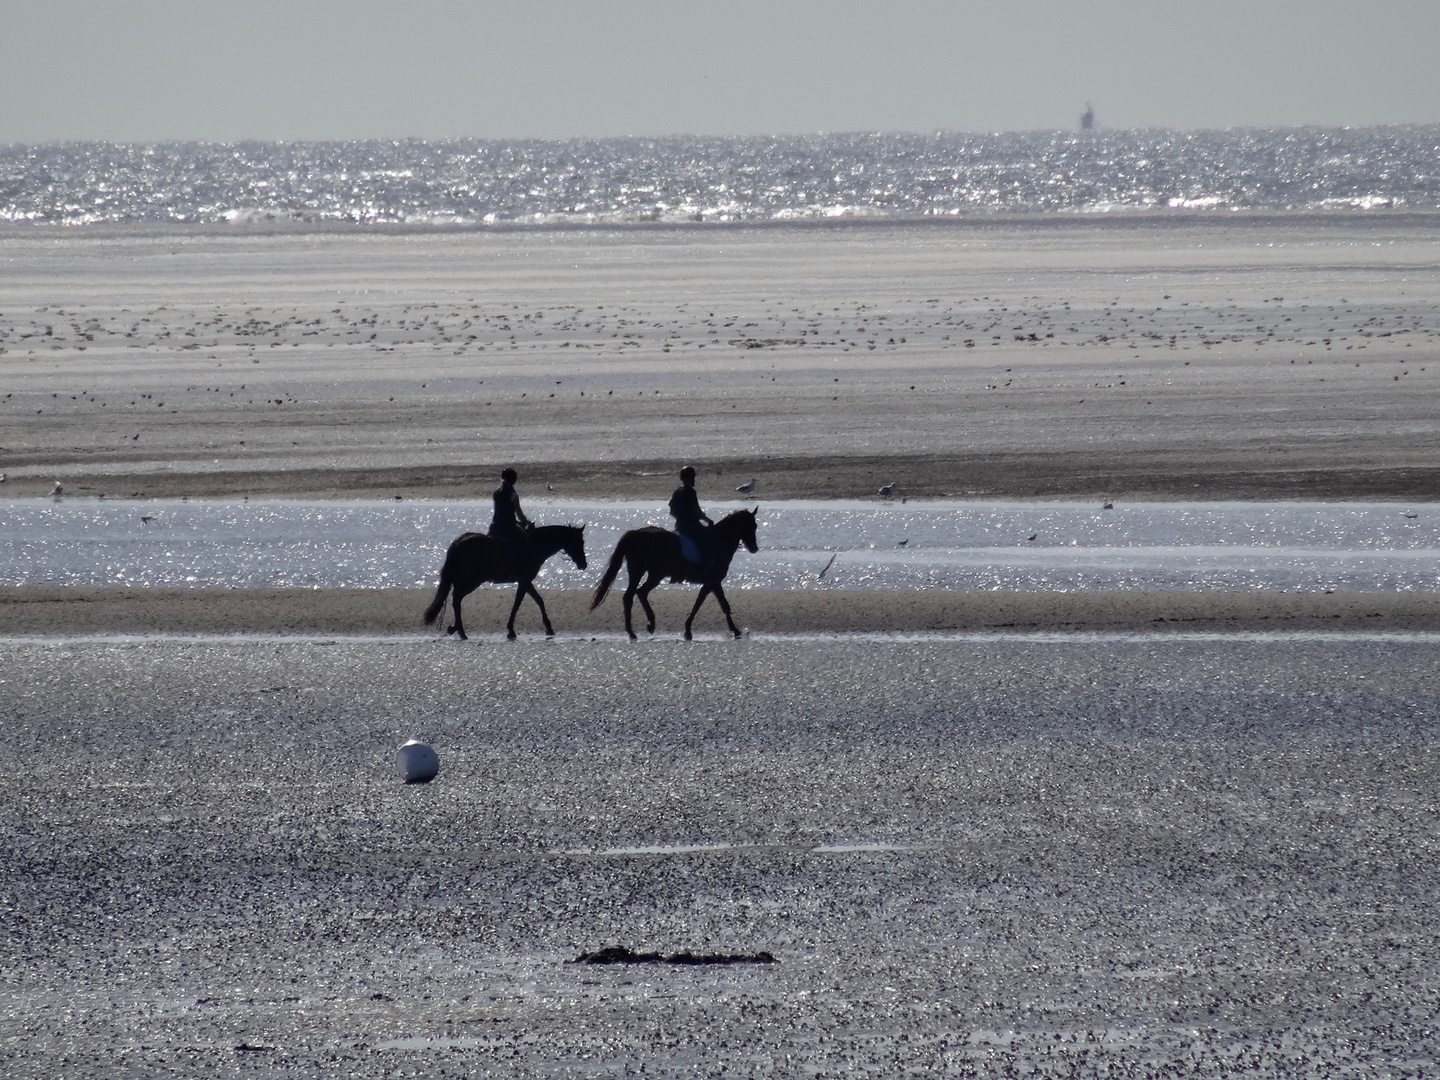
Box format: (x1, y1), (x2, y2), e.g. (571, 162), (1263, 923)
(668, 465), (713, 573)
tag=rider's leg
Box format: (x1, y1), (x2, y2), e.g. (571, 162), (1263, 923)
(698, 525), (719, 578)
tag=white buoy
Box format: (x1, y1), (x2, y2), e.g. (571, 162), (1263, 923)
(397, 739), (440, 784)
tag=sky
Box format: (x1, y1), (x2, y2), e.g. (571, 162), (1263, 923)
(2, 0), (1438, 143)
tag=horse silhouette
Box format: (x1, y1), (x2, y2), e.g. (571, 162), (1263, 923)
(590, 508), (759, 640)
(424, 524), (587, 640)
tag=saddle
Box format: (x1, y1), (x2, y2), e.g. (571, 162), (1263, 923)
(488, 523), (534, 558)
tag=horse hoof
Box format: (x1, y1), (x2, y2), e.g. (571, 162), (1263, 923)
(445, 625), (456, 636)
(627, 631), (638, 641)
(545, 628), (555, 638)
(684, 630), (693, 641)
(507, 631), (517, 641)
(457, 632), (468, 641)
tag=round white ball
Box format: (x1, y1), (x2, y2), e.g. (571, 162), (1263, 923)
(397, 739), (440, 784)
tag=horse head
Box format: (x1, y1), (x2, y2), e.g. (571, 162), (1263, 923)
(563, 523), (588, 570)
(719, 506), (760, 553)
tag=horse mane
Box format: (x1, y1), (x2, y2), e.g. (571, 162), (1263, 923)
(715, 507), (756, 530)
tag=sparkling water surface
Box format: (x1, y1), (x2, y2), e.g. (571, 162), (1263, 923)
(3, 127), (1436, 225)
(3, 499), (1438, 592)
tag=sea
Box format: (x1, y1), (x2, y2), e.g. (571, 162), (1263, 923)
(2, 126), (1437, 227)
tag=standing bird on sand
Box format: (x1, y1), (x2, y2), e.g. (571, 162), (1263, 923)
(878, 482), (895, 498)
(735, 477), (757, 494)
(51, 481), (63, 499)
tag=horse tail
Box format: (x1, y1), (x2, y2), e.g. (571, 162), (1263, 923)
(423, 552), (453, 626)
(590, 534), (630, 610)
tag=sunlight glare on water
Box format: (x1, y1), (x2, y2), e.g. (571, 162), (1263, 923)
(2, 499), (1438, 592)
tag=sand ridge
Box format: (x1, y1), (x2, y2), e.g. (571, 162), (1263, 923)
(4, 586), (1439, 636)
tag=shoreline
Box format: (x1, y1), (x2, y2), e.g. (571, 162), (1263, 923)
(5, 586), (1439, 636)
(4, 208), (1440, 239)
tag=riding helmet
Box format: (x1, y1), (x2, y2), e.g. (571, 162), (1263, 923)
(680, 465), (696, 482)
(501, 467), (518, 483)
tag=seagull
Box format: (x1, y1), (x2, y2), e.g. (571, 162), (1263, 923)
(735, 478), (756, 494)
(1403, 512), (1419, 519)
(897, 538), (909, 547)
(140, 515), (154, 524)
(1102, 501), (1114, 510)
(878, 482), (895, 498)
(51, 481), (63, 499)
(1027, 533), (1037, 542)
(546, 482), (555, 492)
(0, 473), (6, 483)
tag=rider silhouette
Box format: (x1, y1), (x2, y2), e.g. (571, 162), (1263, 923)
(489, 468), (533, 548)
(668, 465), (714, 570)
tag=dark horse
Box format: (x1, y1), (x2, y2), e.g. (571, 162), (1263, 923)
(590, 508), (759, 640)
(423, 525), (587, 640)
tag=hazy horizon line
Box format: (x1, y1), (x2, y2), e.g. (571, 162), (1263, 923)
(5, 121), (1439, 151)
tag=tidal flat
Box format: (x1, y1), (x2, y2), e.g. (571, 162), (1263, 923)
(3, 634), (1437, 1076)
(2, 216), (1439, 501)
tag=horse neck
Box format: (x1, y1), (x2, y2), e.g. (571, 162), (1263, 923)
(529, 525), (573, 558)
(712, 513), (752, 552)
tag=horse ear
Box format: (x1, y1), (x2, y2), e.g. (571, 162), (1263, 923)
(752, 505), (760, 517)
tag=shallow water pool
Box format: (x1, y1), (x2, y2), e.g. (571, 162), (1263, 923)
(3, 498), (1438, 592)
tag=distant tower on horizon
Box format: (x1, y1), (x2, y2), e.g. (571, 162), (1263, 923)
(1081, 103), (1095, 131)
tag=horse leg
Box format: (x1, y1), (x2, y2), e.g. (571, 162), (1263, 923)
(712, 583), (743, 639)
(450, 585), (470, 641)
(506, 582), (526, 640)
(636, 572), (661, 634)
(621, 574), (640, 641)
(683, 584), (713, 641)
(526, 582), (555, 637)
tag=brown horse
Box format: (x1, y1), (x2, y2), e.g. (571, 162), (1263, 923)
(590, 508), (759, 640)
(423, 524), (587, 640)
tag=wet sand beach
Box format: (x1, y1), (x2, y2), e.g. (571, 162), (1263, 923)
(4, 584), (1440, 637)
(3, 634), (1438, 1076)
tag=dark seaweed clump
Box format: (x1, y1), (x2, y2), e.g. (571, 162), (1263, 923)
(572, 946), (776, 966)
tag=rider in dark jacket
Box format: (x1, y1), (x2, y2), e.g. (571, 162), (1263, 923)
(668, 465), (713, 568)
(489, 468), (533, 546)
